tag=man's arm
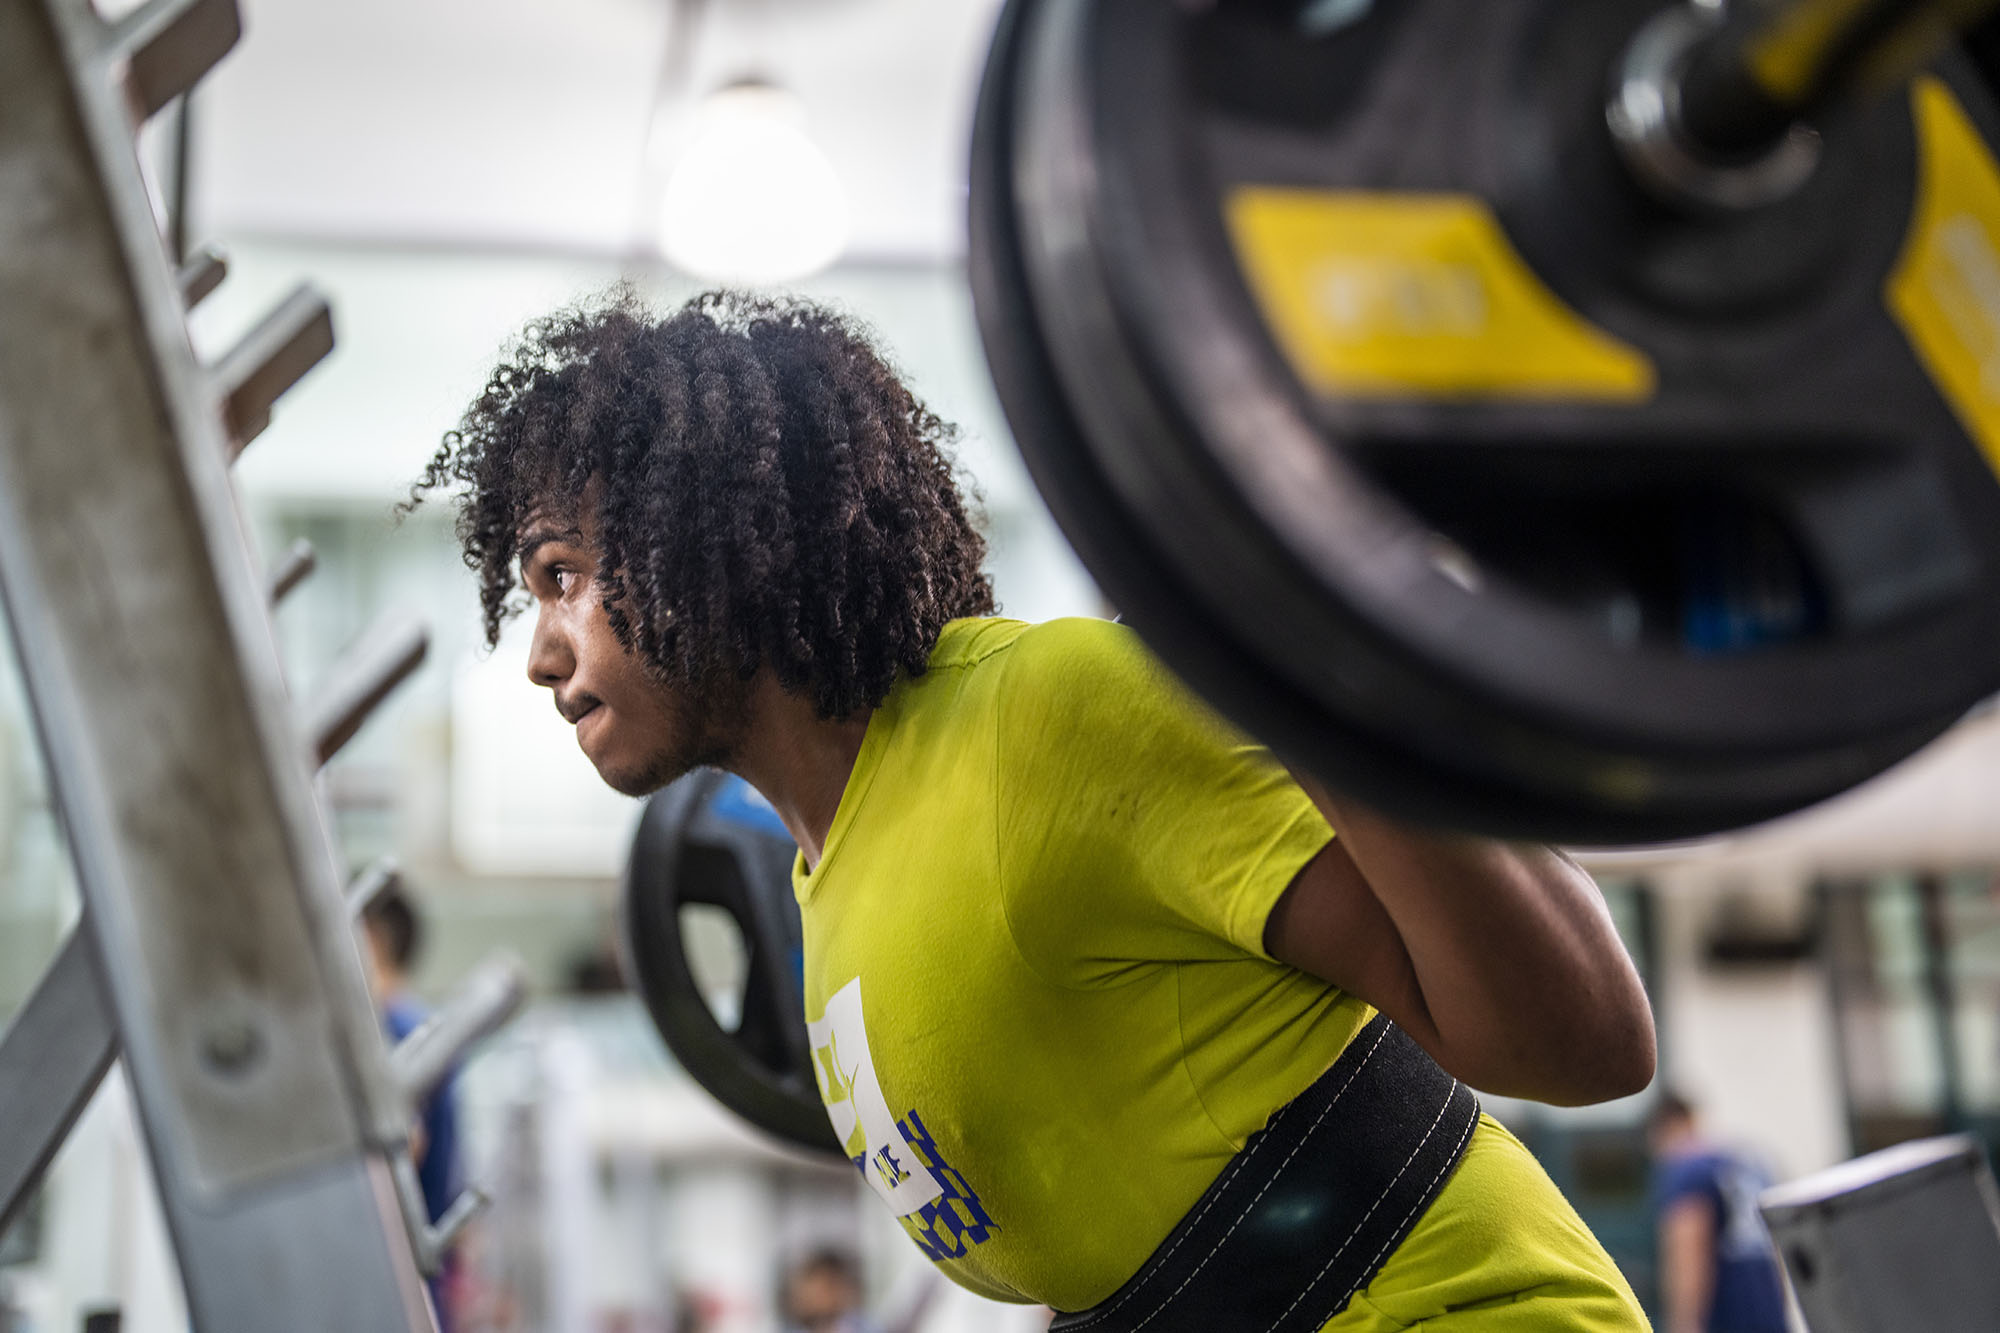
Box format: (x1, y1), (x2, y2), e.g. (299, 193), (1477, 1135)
(1263, 773), (1655, 1105)
(1659, 1195), (1718, 1333)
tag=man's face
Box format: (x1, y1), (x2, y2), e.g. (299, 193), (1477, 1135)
(785, 1268), (861, 1333)
(359, 918), (395, 1003)
(518, 506), (748, 795)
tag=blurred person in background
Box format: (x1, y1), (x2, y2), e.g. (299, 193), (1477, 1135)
(362, 884), (466, 1331)
(1648, 1090), (1789, 1333)
(782, 1249), (880, 1333)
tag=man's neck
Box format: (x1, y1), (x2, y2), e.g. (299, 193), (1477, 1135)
(730, 676), (873, 870)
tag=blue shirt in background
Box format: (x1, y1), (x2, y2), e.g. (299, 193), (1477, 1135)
(1652, 1147), (1789, 1333)
(385, 993), (464, 1331)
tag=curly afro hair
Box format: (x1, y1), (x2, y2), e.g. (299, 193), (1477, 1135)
(408, 288), (996, 718)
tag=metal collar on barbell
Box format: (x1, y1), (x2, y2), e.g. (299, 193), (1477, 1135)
(1610, 3), (1825, 211)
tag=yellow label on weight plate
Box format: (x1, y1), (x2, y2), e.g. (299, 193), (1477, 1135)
(1224, 188), (1655, 402)
(1886, 77), (2000, 479)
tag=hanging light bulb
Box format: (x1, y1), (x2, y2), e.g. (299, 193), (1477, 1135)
(658, 81), (851, 285)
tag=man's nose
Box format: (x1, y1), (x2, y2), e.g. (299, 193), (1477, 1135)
(526, 603), (573, 690)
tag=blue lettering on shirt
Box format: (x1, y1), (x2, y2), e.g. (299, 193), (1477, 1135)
(891, 1109), (999, 1262)
(872, 1143), (911, 1189)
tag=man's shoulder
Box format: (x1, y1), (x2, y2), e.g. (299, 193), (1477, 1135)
(926, 615), (1145, 682)
(925, 615), (1033, 672)
(911, 616), (1201, 758)
(977, 615), (1154, 684)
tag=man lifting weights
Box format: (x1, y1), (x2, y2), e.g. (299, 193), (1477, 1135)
(409, 289), (1657, 1331)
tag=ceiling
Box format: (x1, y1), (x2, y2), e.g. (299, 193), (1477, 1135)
(187, 0), (1007, 261)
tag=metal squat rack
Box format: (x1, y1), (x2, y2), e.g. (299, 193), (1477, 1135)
(0, 0), (526, 1327)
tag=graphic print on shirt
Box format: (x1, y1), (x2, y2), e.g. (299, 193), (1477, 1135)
(808, 977), (944, 1216)
(807, 977), (1001, 1262)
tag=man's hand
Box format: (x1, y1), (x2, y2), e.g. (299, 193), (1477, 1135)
(1265, 771), (1656, 1105)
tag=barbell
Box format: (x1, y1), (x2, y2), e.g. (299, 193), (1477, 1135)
(970, 0), (2000, 842)
(632, 0), (2000, 1154)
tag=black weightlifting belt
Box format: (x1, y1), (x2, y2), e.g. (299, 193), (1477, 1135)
(1051, 1014), (1480, 1333)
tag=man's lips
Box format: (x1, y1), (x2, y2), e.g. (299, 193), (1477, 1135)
(557, 696), (600, 727)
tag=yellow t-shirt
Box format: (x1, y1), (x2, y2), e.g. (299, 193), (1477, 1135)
(795, 617), (1646, 1330)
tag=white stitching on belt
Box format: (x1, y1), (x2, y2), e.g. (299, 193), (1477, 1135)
(1057, 1126), (1262, 1332)
(1263, 1079), (1466, 1333)
(1305, 1086), (1477, 1333)
(1096, 1023), (1395, 1333)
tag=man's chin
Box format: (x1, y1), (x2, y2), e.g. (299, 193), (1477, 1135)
(594, 758), (685, 798)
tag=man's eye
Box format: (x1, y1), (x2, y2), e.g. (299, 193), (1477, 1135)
(554, 567), (578, 594)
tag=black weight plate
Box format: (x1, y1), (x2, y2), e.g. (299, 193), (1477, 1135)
(974, 0), (1960, 841)
(971, 0), (1714, 838)
(623, 769), (843, 1160)
(979, 0), (2000, 840)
